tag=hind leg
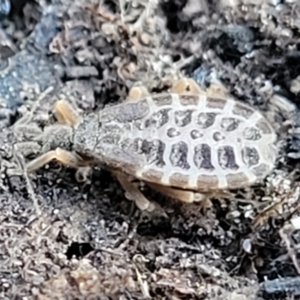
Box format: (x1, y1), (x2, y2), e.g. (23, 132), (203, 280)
(148, 183), (232, 209)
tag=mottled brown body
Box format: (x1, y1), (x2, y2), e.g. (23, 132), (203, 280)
(22, 78), (277, 210)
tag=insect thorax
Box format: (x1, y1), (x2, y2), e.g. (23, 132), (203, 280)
(73, 112), (100, 156)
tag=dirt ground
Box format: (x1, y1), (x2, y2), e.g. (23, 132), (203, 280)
(1, 0), (300, 299)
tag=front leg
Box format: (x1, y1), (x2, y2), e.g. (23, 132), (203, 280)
(26, 148), (86, 173)
(54, 100), (82, 127)
(147, 183), (232, 209)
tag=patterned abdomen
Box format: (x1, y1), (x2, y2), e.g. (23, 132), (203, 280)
(101, 93), (277, 191)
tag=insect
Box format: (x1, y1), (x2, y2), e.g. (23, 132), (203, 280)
(21, 78), (277, 211)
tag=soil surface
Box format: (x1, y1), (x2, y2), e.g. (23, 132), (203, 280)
(1, 0), (300, 299)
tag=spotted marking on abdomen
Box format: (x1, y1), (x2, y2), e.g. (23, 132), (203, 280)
(232, 103), (254, 119)
(198, 113), (216, 128)
(213, 132), (225, 141)
(194, 144), (214, 171)
(221, 117), (240, 131)
(218, 146), (239, 170)
(243, 127), (262, 140)
(197, 175), (219, 189)
(252, 163), (271, 177)
(141, 140), (165, 167)
(169, 173), (190, 187)
(174, 110), (193, 127)
(191, 129), (203, 139)
(242, 147), (260, 167)
(255, 119), (273, 134)
(151, 94), (173, 106)
(206, 97), (227, 109)
(141, 169), (164, 182)
(167, 127), (181, 138)
(179, 94), (200, 105)
(226, 173), (249, 189)
(170, 141), (190, 170)
(145, 108), (171, 128)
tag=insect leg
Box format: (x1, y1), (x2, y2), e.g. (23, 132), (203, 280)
(113, 170), (155, 211)
(26, 148), (84, 172)
(126, 85), (150, 102)
(171, 78), (204, 95)
(54, 100), (81, 127)
(147, 183), (207, 203)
